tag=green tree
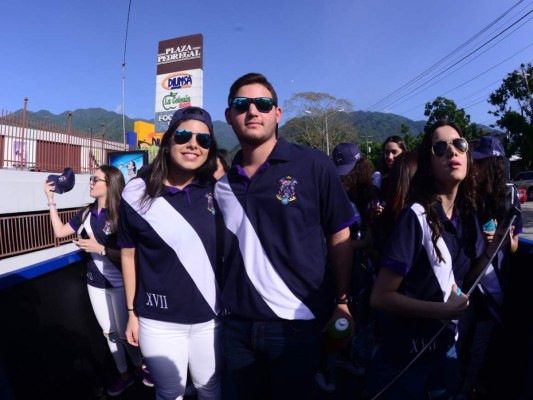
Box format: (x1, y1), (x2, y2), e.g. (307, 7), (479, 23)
(424, 96), (483, 140)
(360, 141), (382, 169)
(488, 63), (533, 169)
(282, 92), (356, 155)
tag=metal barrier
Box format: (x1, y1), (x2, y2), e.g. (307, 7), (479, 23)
(0, 103), (124, 174)
(0, 209), (78, 259)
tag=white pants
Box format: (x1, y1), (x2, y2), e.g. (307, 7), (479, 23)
(139, 317), (221, 400)
(87, 285), (143, 373)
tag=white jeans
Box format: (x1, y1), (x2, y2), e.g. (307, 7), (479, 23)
(87, 285), (143, 373)
(139, 317), (221, 400)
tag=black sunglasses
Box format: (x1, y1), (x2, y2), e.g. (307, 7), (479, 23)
(230, 97), (276, 113)
(431, 138), (469, 157)
(89, 176), (107, 184)
(173, 129), (213, 149)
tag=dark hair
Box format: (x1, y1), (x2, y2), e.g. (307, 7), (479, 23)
(227, 73), (278, 106)
(377, 135), (408, 174)
(139, 110), (218, 209)
(82, 165), (125, 233)
(408, 120), (477, 262)
(128, 160), (137, 174)
(475, 157), (507, 223)
(341, 157), (378, 230)
(381, 152), (418, 236)
(216, 149), (231, 173)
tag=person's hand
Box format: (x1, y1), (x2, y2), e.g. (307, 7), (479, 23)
(44, 180), (55, 202)
(323, 304), (355, 349)
(483, 229), (495, 244)
(73, 233), (102, 254)
(126, 312), (140, 346)
(371, 201), (384, 216)
(441, 284), (469, 319)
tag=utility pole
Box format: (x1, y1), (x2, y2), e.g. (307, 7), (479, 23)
(360, 134), (373, 156)
(519, 65), (533, 114)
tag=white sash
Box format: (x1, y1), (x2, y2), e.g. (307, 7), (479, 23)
(122, 178), (220, 315)
(214, 176), (314, 320)
(411, 203), (456, 302)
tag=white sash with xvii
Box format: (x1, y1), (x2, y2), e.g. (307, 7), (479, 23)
(122, 178), (220, 315)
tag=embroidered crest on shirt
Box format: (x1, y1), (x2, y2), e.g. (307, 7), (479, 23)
(103, 220), (112, 235)
(276, 176), (298, 205)
(206, 192), (216, 215)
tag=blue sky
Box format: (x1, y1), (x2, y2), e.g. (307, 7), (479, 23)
(1, 0), (532, 127)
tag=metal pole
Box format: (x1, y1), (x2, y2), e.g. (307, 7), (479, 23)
(90, 127), (93, 172)
(67, 112), (72, 168)
(100, 123), (106, 167)
(325, 115), (329, 156)
(19, 97), (28, 170)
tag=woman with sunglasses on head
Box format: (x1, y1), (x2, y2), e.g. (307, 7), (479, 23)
(368, 120), (487, 399)
(119, 106), (221, 400)
(44, 166), (152, 397)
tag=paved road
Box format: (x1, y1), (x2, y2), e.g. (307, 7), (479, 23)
(519, 200), (533, 241)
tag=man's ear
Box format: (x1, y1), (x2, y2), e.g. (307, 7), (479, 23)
(225, 108), (232, 126)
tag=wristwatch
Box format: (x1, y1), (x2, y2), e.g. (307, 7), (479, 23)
(100, 246), (107, 256)
(335, 296), (352, 305)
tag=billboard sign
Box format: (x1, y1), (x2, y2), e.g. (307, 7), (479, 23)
(155, 34), (203, 133)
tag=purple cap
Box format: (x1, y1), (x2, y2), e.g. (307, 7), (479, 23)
(332, 143), (362, 176)
(169, 106), (214, 134)
(47, 167), (75, 194)
(472, 136), (505, 160)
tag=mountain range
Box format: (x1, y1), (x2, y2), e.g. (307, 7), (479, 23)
(14, 107), (495, 151)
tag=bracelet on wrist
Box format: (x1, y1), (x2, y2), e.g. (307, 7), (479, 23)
(127, 308), (135, 312)
(48, 202), (57, 207)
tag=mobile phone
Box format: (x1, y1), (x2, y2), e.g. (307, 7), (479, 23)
(482, 219), (496, 232)
(79, 228), (89, 239)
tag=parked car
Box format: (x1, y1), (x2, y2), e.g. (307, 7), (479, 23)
(512, 170), (533, 201)
(516, 185), (527, 204)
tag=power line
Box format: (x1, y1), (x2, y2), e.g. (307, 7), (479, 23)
(370, 0), (533, 109)
(376, 10), (533, 113)
(368, 0), (527, 111)
(383, 15), (533, 113)
(396, 47), (533, 117)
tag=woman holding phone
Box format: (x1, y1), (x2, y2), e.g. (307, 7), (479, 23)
(44, 165), (152, 397)
(119, 106), (222, 399)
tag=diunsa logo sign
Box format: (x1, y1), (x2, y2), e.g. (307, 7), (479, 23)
(162, 73), (193, 90)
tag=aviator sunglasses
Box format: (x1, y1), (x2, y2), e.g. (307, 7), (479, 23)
(431, 138), (469, 157)
(173, 129), (213, 149)
(89, 176), (107, 184)
(230, 97), (276, 113)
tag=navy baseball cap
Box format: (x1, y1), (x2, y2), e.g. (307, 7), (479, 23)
(47, 167), (75, 194)
(472, 136), (505, 160)
(332, 143), (362, 176)
(169, 106), (214, 134)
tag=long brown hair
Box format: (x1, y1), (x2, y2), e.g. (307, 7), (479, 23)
(82, 165), (125, 233)
(408, 120), (477, 262)
(341, 157), (378, 230)
(382, 151), (418, 235)
(139, 112), (218, 210)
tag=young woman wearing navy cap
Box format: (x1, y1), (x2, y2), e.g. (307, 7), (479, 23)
(119, 106), (221, 399)
(368, 121), (492, 399)
(44, 165), (153, 396)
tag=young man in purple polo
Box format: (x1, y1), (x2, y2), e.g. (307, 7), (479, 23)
(214, 73), (356, 399)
